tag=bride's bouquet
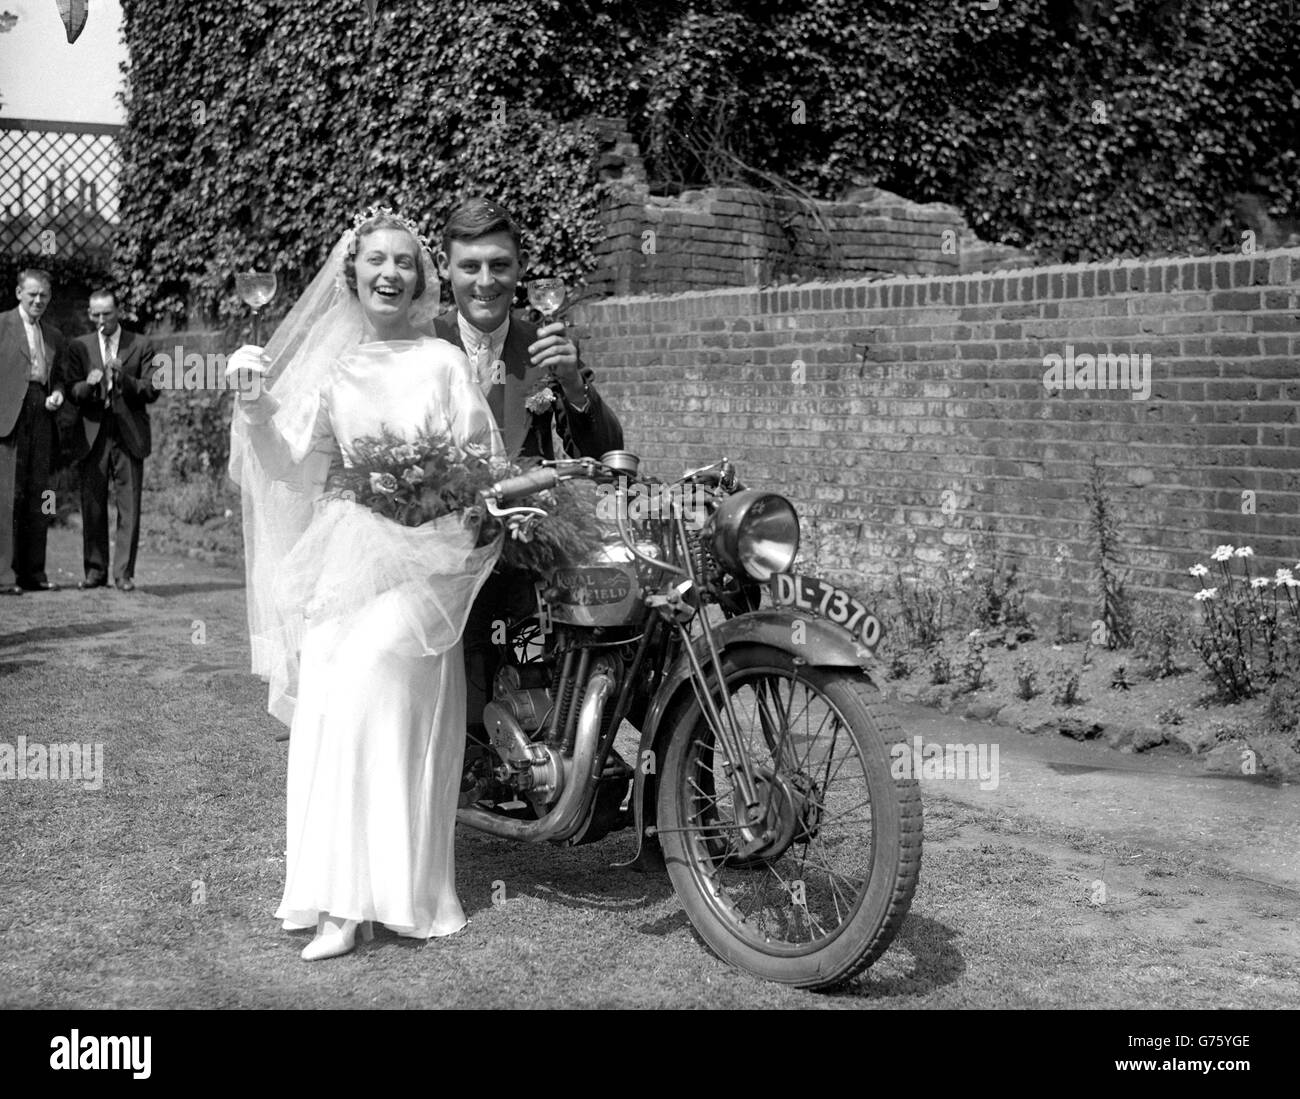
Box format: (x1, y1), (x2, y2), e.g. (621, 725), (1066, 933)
(325, 426), (604, 575)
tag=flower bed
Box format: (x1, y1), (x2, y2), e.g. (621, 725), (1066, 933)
(872, 543), (1300, 782)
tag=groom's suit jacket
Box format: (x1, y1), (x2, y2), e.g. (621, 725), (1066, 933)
(63, 327), (160, 463)
(433, 310), (623, 461)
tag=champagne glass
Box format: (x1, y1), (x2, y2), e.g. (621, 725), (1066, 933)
(527, 277), (566, 323)
(236, 270), (278, 345)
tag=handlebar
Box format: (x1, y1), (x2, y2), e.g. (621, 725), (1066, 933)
(485, 453), (740, 507)
(487, 466), (561, 504)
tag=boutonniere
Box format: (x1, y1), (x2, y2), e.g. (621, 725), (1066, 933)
(524, 379), (558, 416)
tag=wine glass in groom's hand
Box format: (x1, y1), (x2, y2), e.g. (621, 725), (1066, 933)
(526, 278), (565, 322)
(525, 278), (583, 401)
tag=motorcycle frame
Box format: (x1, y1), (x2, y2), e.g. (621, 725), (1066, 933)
(463, 459), (884, 861)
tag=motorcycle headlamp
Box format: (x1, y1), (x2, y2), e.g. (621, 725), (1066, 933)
(705, 490), (800, 581)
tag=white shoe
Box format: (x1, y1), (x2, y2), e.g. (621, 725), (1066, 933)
(300, 915), (374, 961)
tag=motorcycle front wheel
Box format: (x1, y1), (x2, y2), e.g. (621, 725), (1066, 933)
(656, 646), (922, 990)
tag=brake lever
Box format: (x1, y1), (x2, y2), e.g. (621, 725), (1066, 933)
(484, 499), (548, 520)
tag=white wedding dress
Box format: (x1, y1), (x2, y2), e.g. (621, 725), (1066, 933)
(241, 338), (502, 939)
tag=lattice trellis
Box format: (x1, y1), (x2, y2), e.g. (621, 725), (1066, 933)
(0, 118), (122, 264)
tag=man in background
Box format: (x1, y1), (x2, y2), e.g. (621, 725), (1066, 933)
(63, 289), (159, 592)
(0, 268), (67, 595)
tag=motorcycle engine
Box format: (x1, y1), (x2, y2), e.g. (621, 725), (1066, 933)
(490, 664), (553, 732)
(484, 664), (563, 805)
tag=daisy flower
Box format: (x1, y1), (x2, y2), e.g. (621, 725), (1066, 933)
(1235, 546), (1254, 558)
(1194, 588), (1218, 601)
(1211, 545), (1235, 562)
(1188, 563), (1209, 578)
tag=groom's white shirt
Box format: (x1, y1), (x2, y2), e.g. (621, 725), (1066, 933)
(456, 313), (510, 397)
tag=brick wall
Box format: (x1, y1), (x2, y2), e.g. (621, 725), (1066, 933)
(570, 250), (1300, 611)
(586, 118), (1029, 297)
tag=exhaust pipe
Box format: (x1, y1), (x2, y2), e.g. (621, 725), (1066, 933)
(457, 672), (616, 842)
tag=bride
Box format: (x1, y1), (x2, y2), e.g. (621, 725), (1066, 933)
(228, 208), (503, 961)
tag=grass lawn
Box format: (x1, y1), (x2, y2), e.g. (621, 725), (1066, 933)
(2, 533), (1297, 1008)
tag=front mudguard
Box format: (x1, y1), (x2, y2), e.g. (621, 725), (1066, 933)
(621, 609), (881, 868)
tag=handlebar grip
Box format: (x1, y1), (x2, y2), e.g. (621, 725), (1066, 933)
(489, 466), (560, 503)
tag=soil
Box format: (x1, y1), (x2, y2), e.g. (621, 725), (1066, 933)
(880, 627), (1300, 782)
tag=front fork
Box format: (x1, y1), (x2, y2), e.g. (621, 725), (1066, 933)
(631, 492), (769, 853)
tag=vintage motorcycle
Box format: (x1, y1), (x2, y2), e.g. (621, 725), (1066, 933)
(463, 451), (922, 990)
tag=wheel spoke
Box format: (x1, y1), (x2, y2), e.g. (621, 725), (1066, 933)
(686, 775), (714, 803)
(823, 737), (863, 788)
(752, 682), (781, 747)
(755, 678), (796, 769)
(793, 704), (836, 773)
(819, 715), (843, 791)
(798, 848), (865, 893)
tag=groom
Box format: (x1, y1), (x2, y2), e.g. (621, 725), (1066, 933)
(432, 197), (624, 742)
(432, 196), (622, 460)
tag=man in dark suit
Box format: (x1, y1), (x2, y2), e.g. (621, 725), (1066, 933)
(0, 269), (68, 595)
(63, 289), (159, 591)
(431, 197), (623, 461)
(432, 197), (625, 744)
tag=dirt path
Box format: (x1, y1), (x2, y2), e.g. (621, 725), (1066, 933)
(892, 704), (1300, 890)
(1, 527), (1297, 1008)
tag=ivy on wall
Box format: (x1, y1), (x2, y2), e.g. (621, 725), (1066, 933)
(115, 0), (1297, 329)
(630, 0), (1298, 262)
(114, 0), (606, 329)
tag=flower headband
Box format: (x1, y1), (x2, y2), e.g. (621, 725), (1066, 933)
(343, 205), (432, 254)
(336, 205), (435, 292)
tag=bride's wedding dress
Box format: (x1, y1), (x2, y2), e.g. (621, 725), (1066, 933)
(242, 338), (501, 939)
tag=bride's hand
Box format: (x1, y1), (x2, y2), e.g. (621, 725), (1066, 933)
(226, 345), (271, 404)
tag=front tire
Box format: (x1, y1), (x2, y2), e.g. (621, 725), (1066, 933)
(656, 646), (922, 989)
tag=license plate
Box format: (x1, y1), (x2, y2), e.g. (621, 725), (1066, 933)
(768, 573), (885, 652)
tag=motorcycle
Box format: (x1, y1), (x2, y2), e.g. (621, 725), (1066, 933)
(462, 450), (922, 990)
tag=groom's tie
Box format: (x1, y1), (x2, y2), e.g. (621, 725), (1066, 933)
(471, 344), (493, 393)
(474, 342), (513, 449)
